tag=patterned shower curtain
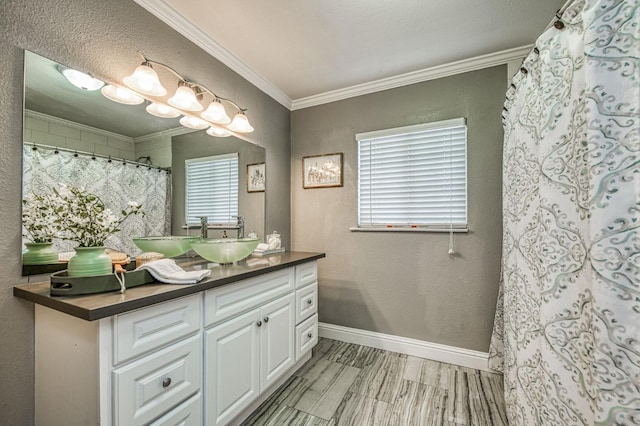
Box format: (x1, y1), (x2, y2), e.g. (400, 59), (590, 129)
(488, 0), (639, 425)
(23, 146), (171, 256)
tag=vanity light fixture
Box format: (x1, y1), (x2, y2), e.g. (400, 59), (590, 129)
(227, 111), (254, 133)
(146, 102), (180, 118)
(101, 84), (144, 105)
(58, 65), (105, 91)
(201, 99), (231, 124)
(113, 52), (254, 135)
(123, 62), (167, 96)
(179, 115), (209, 130)
(168, 82), (203, 111)
(206, 126), (231, 137)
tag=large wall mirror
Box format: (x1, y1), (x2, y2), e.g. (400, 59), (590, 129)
(22, 50), (265, 272)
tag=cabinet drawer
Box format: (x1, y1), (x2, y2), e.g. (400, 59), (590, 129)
(113, 294), (201, 365)
(113, 334), (202, 426)
(295, 314), (318, 360)
(295, 282), (317, 324)
(205, 268), (294, 326)
(148, 393), (201, 426)
(295, 261), (317, 289)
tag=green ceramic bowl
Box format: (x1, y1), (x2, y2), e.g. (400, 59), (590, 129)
(132, 236), (200, 258)
(190, 238), (260, 264)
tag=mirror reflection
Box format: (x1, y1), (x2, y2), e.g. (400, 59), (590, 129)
(22, 50), (265, 273)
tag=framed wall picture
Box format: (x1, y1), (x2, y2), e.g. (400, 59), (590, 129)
(302, 152), (343, 189)
(247, 162), (266, 192)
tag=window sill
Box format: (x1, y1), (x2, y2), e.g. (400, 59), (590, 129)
(349, 227), (468, 233)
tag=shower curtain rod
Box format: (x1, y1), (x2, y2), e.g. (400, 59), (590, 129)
(504, 0), (576, 99)
(27, 143), (171, 173)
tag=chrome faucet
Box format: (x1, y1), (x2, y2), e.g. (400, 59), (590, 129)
(235, 216), (244, 239)
(199, 216), (208, 239)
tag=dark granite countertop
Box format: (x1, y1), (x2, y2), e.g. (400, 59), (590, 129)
(14, 251), (325, 321)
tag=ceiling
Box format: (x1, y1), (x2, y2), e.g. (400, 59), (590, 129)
(134, 0), (566, 109)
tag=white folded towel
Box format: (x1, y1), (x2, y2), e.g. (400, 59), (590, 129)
(136, 259), (211, 284)
(253, 243), (270, 252)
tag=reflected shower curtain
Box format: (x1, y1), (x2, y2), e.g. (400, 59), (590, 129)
(23, 146), (171, 256)
(488, 1), (639, 425)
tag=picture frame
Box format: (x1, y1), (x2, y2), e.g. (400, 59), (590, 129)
(302, 152), (343, 189)
(247, 162), (266, 192)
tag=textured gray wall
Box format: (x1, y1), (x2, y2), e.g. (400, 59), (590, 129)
(291, 66), (505, 352)
(0, 0), (290, 423)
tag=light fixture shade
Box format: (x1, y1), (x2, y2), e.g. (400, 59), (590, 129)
(146, 102), (180, 118)
(123, 64), (167, 97)
(58, 66), (105, 91)
(227, 112), (254, 133)
(201, 100), (231, 124)
(101, 85), (144, 105)
(179, 115), (209, 130)
(206, 126), (231, 137)
(168, 84), (203, 111)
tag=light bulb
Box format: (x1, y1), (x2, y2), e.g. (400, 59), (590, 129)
(227, 112), (254, 133)
(123, 63), (167, 96)
(179, 115), (209, 130)
(101, 85), (144, 105)
(206, 126), (231, 137)
(146, 102), (180, 118)
(201, 100), (231, 124)
(58, 66), (104, 91)
(168, 84), (202, 111)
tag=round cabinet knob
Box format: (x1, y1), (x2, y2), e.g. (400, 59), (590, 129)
(257, 320), (262, 327)
(264, 317), (269, 323)
(307, 299), (313, 305)
(307, 332), (313, 338)
(162, 378), (172, 388)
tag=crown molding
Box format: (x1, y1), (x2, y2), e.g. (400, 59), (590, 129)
(291, 45), (532, 110)
(133, 0), (532, 112)
(133, 126), (193, 144)
(133, 0), (293, 110)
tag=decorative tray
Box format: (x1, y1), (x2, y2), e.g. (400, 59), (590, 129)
(50, 268), (155, 296)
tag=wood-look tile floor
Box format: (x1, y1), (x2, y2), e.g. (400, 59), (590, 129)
(242, 338), (508, 426)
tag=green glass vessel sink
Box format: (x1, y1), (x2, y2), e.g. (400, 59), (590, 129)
(190, 238), (260, 265)
(132, 236), (200, 258)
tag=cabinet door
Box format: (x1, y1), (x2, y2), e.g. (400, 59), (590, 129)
(205, 308), (261, 426)
(260, 293), (295, 390)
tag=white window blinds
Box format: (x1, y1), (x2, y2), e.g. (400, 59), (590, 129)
(357, 118), (467, 229)
(185, 153), (238, 225)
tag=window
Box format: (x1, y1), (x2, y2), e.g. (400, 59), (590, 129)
(356, 118), (467, 231)
(185, 153), (238, 225)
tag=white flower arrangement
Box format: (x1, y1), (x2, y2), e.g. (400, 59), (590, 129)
(52, 185), (145, 247)
(22, 192), (64, 243)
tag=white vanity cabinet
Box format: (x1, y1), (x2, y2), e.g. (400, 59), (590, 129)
(203, 269), (296, 425)
(28, 256), (322, 426)
(35, 293), (203, 426)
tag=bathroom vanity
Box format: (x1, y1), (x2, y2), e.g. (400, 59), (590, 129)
(14, 252), (324, 426)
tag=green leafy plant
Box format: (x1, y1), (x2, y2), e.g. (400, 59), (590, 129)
(53, 185), (145, 247)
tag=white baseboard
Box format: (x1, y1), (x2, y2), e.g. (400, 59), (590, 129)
(318, 322), (498, 373)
